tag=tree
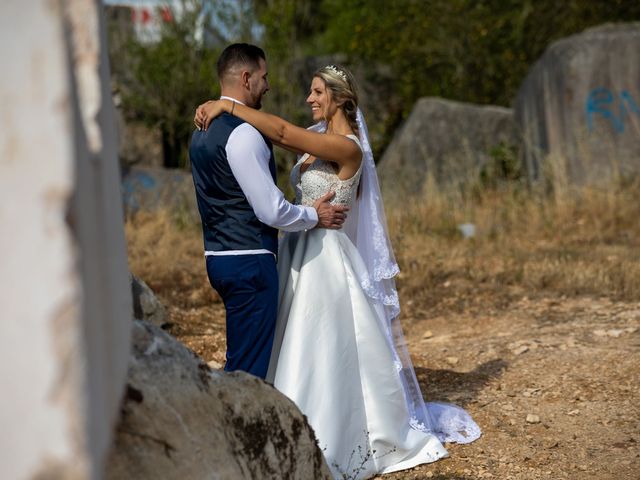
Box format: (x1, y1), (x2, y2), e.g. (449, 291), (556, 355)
(108, 1), (220, 168)
(318, 0), (640, 110)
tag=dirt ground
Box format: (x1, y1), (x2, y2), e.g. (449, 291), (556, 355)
(163, 284), (639, 480)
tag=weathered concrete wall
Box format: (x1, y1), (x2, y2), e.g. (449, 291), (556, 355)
(0, 1), (131, 478)
(378, 97), (519, 195)
(515, 23), (640, 185)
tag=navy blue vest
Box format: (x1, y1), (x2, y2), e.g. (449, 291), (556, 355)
(189, 114), (278, 254)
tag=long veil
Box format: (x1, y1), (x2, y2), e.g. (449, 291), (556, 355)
(318, 108), (482, 444)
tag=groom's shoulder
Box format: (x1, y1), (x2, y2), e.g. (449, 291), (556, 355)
(218, 112), (246, 129)
(192, 114), (246, 144)
(212, 112), (246, 133)
(205, 114), (251, 140)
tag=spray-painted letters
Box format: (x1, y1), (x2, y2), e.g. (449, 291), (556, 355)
(586, 87), (640, 133)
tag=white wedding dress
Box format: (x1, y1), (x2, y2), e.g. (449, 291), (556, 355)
(266, 131), (480, 479)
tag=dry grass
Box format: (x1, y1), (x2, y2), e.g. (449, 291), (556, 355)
(125, 210), (220, 309)
(387, 178), (640, 317)
(125, 178), (640, 320)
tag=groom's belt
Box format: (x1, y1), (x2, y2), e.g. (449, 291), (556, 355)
(205, 249), (276, 258)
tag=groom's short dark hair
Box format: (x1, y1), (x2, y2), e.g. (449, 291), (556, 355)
(217, 43), (266, 80)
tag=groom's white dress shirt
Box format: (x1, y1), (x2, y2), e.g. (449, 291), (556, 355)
(204, 96), (318, 258)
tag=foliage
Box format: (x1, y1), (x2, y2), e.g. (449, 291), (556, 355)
(252, 0), (640, 167)
(480, 141), (522, 188)
(107, 0), (640, 169)
(316, 0), (640, 111)
(108, 1), (220, 168)
(250, 0), (327, 186)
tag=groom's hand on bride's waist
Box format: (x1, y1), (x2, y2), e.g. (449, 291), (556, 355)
(314, 191), (349, 230)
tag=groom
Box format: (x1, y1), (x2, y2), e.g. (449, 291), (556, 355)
(189, 43), (347, 379)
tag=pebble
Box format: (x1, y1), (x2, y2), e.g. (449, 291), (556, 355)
(207, 359), (222, 369)
(606, 329), (625, 338)
(545, 440), (559, 449)
(526, 414), (541, 424)
(593, 328), (634, 338)
(446, 356), (459, 366)
(422, 330), (434, 339)
(513, 345), (529, 355)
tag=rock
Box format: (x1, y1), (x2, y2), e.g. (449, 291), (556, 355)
(526, 414), (541, 424)
(605, 329), (625, 338)
(594, 328), (630, 338)
(515, 23), (640, 185)
(522, 388), (541, 397)
(116, 113), (163, 168)
(121, 165), (198, 219)
(616, 309), (640, 321)
(457, 223), (477, 239)
(565, 338), (577, 348)
(422, 330), (434, 339)
(545, 440), (560, 449)
(379, 97), (519, 195)
(207, 359), (222, 370)
(513, 345), (530, 355)
(446, 356), (460, 366)
(105, 320), (332, 479)
(131, 275), (169, 328)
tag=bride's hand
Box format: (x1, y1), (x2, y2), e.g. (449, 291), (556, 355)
(193, 100), (226, 131)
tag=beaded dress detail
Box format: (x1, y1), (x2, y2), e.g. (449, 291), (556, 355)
(291, 134), (363, 207)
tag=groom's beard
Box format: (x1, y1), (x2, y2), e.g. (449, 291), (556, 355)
(247, 98), (262, 110)
(252, 90), (267, 110)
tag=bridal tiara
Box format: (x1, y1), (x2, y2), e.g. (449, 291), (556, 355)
(325, 64), (348, 82)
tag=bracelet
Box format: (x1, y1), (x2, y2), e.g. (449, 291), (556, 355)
(230, 100), (236, 116)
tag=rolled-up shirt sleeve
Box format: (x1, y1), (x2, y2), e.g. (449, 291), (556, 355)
(226, 123), (318, 231)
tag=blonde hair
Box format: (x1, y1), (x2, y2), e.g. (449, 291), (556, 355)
(314, 65), (359, 134)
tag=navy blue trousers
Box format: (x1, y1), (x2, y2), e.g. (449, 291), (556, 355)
(206, 254), (278, 379)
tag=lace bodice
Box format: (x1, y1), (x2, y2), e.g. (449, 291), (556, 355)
(290, 135), (363, 207)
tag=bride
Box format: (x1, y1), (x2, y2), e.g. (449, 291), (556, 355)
(196, 64), (480, 478)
